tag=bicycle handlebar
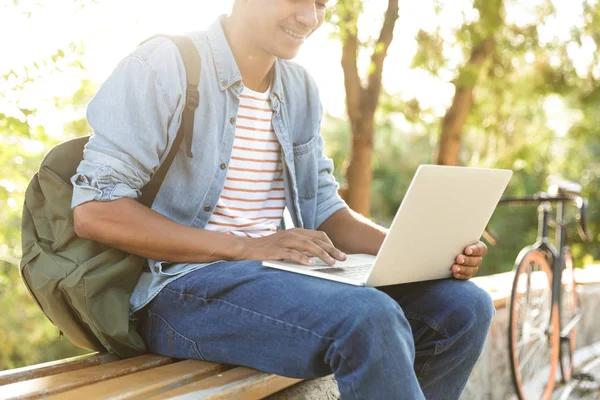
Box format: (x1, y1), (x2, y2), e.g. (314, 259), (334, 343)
(484, 192), (591, 245)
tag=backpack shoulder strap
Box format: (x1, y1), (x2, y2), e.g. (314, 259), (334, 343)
(137, 34), (201, 208)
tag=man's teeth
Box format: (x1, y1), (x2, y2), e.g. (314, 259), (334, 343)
(283, 28), (305, 39)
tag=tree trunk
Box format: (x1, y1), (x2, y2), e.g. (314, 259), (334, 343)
(338, 0), (399, 217)
(437, 37), (495, 166)
(438, 87), (475, 166)
(345, 117), (375, 214)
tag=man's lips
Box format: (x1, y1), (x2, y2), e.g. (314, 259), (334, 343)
(280, 26), (310, 40)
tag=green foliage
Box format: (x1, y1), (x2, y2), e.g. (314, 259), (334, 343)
(411, 30), (446, 74)
(0, 41), (96, 370)
(323, 0), (599, 275)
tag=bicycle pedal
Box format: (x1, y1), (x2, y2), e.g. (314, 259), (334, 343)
(571, 372), (600, 392)
(572, 372), (596, 381)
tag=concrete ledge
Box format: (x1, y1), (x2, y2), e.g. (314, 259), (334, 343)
(265, 374), (339, 400)
(267, 266), (600, 400)
(470, 264), (600, 310)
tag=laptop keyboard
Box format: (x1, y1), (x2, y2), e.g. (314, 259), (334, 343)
(312, 264), (373, 279)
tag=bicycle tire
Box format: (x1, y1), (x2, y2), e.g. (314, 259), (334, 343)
(508, 249), (560, 400)
(559, 249), (578, 382)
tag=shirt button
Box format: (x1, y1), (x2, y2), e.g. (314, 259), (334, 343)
(220, 162), (227, 170)
(204, 205), (211, 212)
(153, 266), (159, 273)
(230, 117), (236, 125)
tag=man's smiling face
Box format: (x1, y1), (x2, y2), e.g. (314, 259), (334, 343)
(237, 0), (329, 60)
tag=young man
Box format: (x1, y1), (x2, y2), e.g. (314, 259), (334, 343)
(71, 1), (494, 398)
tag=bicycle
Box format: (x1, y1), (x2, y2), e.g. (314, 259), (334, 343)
(484, 181), (591, 400)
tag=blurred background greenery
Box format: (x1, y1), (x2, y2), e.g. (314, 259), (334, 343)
(1, 0), (598, 370)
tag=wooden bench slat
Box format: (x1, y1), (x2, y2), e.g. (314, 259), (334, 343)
(0, 352), (119, 386)
(0, 354), (172, 400)
(48, 360), (232, 400)
(146, 366), (301, 400)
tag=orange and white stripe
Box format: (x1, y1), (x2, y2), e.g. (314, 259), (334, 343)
(205, 86), (285, 238)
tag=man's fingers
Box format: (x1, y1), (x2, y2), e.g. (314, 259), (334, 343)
(451, 264), (478, 278)
(286, 236), (338, 266)
(292, 228), (335, 247)
(288, 229), (346, 262)
(453, 273), (472, 280)
(464, 241), (488, 257)
(455, 255), (482, 267)
(311, 238), (346, 261)
(279, 249), (314, 266)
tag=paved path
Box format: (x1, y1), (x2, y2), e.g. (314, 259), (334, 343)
(552, 342), (600, 400)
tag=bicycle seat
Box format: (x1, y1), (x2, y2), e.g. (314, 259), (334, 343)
(548, 180), (582, 197)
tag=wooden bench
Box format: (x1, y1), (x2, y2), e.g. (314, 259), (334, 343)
(3, 265), (599, 400)
(0, 353), (301, 399)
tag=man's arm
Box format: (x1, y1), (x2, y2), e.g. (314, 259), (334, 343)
(76, 197), (349, 266)
(74, 198), (246, 263)
(318, 208), (387, 256)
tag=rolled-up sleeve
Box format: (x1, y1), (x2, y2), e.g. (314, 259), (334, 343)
(71, 40), (185, 209)
(314, 102), (349, 230)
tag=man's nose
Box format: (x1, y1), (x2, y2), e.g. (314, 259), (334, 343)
(295, 4), (320, 30)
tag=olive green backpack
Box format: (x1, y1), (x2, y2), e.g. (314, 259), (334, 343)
(19, 34), (201, 358)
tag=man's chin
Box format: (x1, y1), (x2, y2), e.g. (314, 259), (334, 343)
(271, 45), (301, 60)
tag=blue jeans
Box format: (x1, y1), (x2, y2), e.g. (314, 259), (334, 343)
(136, 260), (495, 399)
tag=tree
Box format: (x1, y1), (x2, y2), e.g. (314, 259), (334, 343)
(404, 0), (599, 270)
(436, 0), (504, 166)
(331, 0), (400, 217)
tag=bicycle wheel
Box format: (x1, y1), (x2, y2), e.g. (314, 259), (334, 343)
(508, 249), (560, 400)
(559, 249), (578, 382)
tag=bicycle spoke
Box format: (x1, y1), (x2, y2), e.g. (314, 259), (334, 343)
(518, 337), (545, 372)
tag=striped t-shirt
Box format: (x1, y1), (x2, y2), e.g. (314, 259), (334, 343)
(205, 86), (285, 238)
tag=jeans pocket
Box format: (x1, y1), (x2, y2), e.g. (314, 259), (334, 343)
(145, 309), (205, 360)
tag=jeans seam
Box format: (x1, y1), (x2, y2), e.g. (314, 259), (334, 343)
(403, 312), (449, 353)
(147, 309), (206, 360)
(417, 354), (436, 389)
(331, 339), (361, 400)
(163, 287), (337, 341)
(403, 311), (449, 383)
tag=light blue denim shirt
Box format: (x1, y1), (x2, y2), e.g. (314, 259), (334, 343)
(70, 16), (348, 314)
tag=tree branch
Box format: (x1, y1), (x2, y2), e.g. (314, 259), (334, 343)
(366, 0), (399, 109)
(437, 36), (495, 165)
(340, 4), (363, 123)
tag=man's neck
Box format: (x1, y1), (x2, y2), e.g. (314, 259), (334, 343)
(223, 16), (275, 93)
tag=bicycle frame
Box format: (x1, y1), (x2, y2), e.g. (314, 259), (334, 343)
(498, 195), (583, 343)
(493, 191), (590, 396)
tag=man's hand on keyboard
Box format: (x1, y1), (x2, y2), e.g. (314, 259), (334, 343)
(241, 228), (347, 267)
(451, 241), (488, 280)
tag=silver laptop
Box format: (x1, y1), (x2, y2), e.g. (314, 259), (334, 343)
(263, 165), (512, 287)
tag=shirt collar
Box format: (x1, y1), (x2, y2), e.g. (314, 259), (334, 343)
(207, 15), (285, 104)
